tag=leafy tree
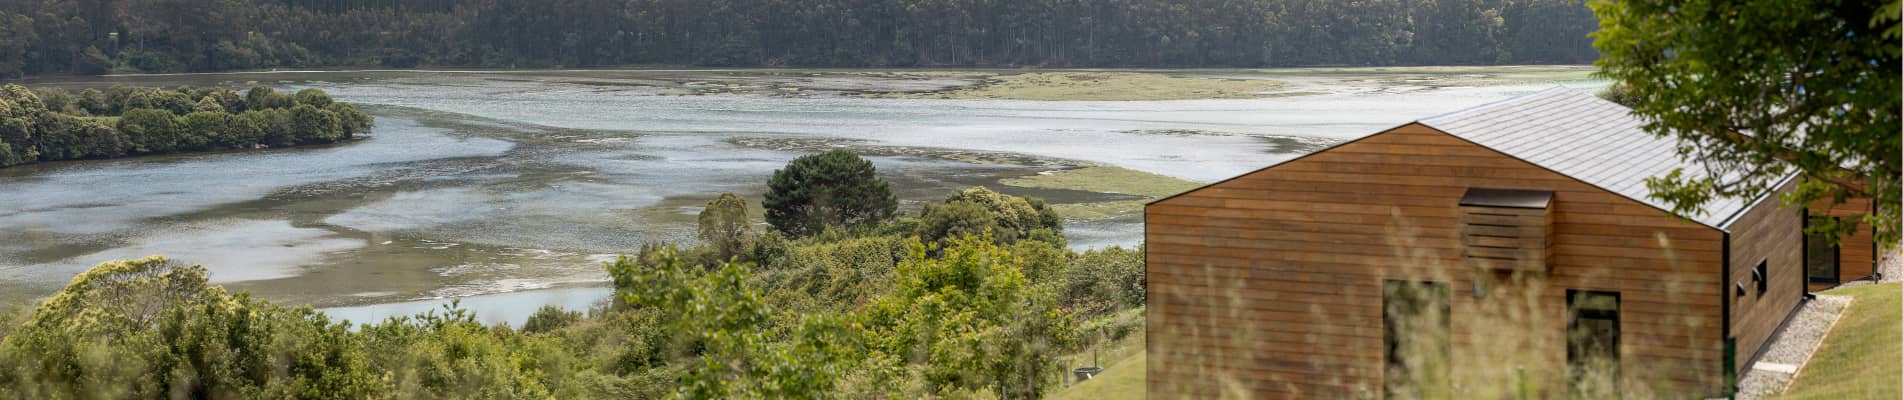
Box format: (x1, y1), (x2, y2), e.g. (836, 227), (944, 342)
(609, 247), (861, 398)
(916, 186), (1063, 246)
(124, 88), (192, 115)
(294, 88), (334, 108)
(192, 96), (224, 113)
(698, 192), (755, 262)
(0, 84), (44, 165)
(764, 150), (898, 238)
(1592, 0), (1901, 245)
(326, 103), (372, 136)
(289, 104), (343, 143)
(118, 108), (182, 153)
(244, 86), (292, 111)
(861, 235), (1076, 398)
(1061, 245), (1147, 318)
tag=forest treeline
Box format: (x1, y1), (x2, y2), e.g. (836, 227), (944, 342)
(0, 151), (1148, 398)
(0, 84), (373, 167)
(0, 0), (1599, 77)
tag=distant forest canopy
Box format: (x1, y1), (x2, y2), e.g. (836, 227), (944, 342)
(0, 0), (1600, 77)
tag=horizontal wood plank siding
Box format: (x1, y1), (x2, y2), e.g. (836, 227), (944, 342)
(1807, 195), (1879, 291)
(1724, 178), (1806, 376)
(1147, 124), (1728, 399)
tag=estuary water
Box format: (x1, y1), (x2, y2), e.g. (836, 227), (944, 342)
(0, 67), (1606, 324)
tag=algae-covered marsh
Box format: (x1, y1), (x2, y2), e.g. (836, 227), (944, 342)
(2, 67), (1608, 319)
(999, 165), (1207, 220)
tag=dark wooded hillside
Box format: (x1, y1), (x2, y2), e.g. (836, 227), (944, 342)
(0, 0), (1598, 77)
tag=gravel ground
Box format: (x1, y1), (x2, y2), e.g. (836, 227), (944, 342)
(1734, 295), (1851, 400)
(1881, 249), (1900, 283)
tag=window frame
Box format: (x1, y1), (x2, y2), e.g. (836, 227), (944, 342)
(1382, 279), (1452, 399)
(1566, 289), (1621, 399)
(1804, 211), (1843, 284)
(1754, 259), (1768, 299)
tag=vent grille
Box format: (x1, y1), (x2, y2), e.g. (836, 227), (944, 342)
(1458, 189), (1553, 271)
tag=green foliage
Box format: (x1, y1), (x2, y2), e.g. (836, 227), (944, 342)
(118, 108), (182, 154)
(609, 248), (862, 398)
(124, 88), (192, 115)
(758, 235), (908, 311)
(245, 87), (293, 111)
(522, 305), (582, 334)
(764, 150), (898, 238)
(0, 84), (366, 169)
(698, 193), (755, 262)
(326, 103), (373, 136)
(917, 186), (1064, 247)
(1061, 246), (1147, 319)
(289, 104), (344, 144)
(1592, 0), (1901, 246)
(0, 0), (1600, 78)
(863, 235), (1077, 398)
(294, 88), (334, 108)
(0, 182), (1131, 399)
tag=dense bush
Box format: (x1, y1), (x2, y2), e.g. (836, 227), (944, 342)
(917, 186), (1064, 246)
(0, 171), (1145, 398)
(697, 193), (755, 263)
(764, 150), (898, 238)
(0, 84), (372, 168)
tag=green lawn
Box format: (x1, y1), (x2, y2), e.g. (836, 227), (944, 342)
(1050, 352), (1145, 400)
(1776, 283), (1901, 399)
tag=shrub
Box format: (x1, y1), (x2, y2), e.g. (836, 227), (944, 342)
(294, 88), (334, 108)
(523, 305), (583, 334)
(1061, 245), (1146, 318)
(289, 104), (343, 144)
(916, 186), (1064, 246)
(698, 192), (754, 263)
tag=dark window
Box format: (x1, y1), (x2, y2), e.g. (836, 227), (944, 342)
(1806, 216), (1842, 284)
(1754, 260), (1768, 298)
(1568, 290), (1620, 399)
(1384, 280), (1451, 399)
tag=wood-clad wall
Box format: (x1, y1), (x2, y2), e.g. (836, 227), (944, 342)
(1808, 195), (1880, 291)
(1146, 123), (1728, 399)
(1724, 179), (1806, 374)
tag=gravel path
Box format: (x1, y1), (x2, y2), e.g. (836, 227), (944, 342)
(1734, 294), (1851, 400)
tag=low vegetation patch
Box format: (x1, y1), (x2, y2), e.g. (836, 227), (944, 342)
(896, 71), (1287, 101)
(1775, 283), (1901, 399)
(1002, 165), (1203, 219)
(1001, 165), (1202, 198)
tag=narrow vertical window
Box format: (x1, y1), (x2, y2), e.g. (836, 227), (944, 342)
(1806, 216), (1841, 284)
(1568, 290), (1620, 399)
(1384, 280), (1451, 399)
(1754, 260), (1768, 298)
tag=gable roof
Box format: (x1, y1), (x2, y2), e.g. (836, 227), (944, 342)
(1150, 86), (1783, 230)
(1417, 86), (1757, 228)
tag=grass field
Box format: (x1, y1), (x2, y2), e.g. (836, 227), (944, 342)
(1051, 351), (1146, 400)
(1000, 165), (1204, 220)
(1775, 283), (1901, 399)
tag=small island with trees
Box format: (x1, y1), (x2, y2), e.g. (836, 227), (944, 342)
(0, 85), (373, 168)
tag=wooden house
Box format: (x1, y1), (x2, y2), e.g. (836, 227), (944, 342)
(1145, 88), (1822, 399)
(1805, 194), (1881, 291)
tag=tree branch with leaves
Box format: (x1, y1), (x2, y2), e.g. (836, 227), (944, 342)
(1592, 0), (1901, 246)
